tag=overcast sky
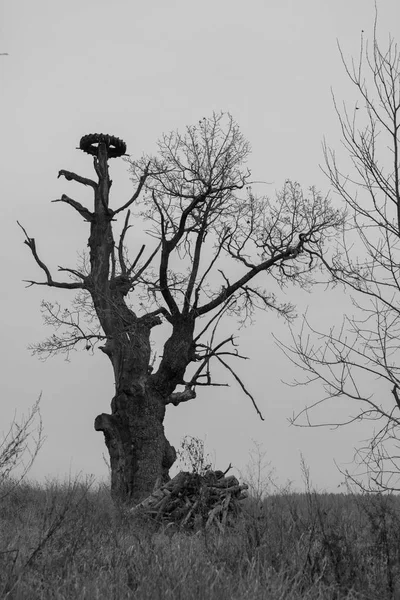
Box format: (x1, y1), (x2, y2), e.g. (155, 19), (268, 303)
(1, 0), (399, 492)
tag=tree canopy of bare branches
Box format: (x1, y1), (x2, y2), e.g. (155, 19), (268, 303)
(280, 24), (400, 491)
(20, 113), (341, 502)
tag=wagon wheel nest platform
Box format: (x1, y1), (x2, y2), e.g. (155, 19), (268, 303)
(131, 470), (249, 531)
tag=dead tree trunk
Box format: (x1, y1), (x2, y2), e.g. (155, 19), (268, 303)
(94, 313), (196, 502)
(95, 388), (175, 504)
(94, 321), (176, 503)
(77, 140), (174, 503)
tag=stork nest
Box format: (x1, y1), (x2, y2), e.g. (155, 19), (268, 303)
(131, 470), (248, 531)
(79, 133), (127, 158)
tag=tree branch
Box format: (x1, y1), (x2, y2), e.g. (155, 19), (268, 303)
(166, 192), (208, 253)
(216, 355), (264, 421)
(129, 243), (162, 289)
(112, 162), (150, 215)
(52, 194), (94, 222)
(18, 222), (84, 289)
(138, 306), (172, 326)
(118, 210), (132, 276)
(194, 244), (302, 317)
(57, 266), (86, 280)
(183, 205), (210, 314)
(58, 169), (97, 189)
(165, 386), (197, 406)
(159, 241), (180, 316)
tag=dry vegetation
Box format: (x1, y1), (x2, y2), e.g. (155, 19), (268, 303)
(2, 474), (400, 599)
(2, 407), (400, 599)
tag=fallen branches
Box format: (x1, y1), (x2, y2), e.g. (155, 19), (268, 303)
(131, 470), (248, 530)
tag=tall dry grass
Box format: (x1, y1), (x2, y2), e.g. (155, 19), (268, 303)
(2, 476), (400, 599)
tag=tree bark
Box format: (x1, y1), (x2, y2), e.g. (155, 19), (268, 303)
(95, 387), (176, 504)
(92, 287), (178, 502)
(94, 315), (196, 503)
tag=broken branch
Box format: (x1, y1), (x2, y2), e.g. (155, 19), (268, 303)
(18, 222), (84, 290)
(58, 169), (97, 189)
(165, 386), (197, 406)
(52, 194), (94, 222)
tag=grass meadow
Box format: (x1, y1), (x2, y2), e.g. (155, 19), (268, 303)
(2, 473), (400, 599)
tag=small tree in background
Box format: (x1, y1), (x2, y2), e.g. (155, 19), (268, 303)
(20, 113), (341, 503)
(281, 24), (400, 490)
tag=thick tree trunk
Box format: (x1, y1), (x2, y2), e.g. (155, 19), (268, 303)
(94, 315), (177, 503)
(94, 316), (197, 503)
(95, 386), (176, 504)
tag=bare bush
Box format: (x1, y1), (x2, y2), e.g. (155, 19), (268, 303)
(0, 395), (45, 499)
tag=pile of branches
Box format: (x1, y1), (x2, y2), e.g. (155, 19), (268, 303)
(131, 470), (248, 530)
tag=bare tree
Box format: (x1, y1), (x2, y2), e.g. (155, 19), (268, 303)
(20, 113), (341, 503)
(280, 25), (400, 490)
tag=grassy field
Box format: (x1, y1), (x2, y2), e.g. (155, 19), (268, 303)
(2, 475), (400, 599)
